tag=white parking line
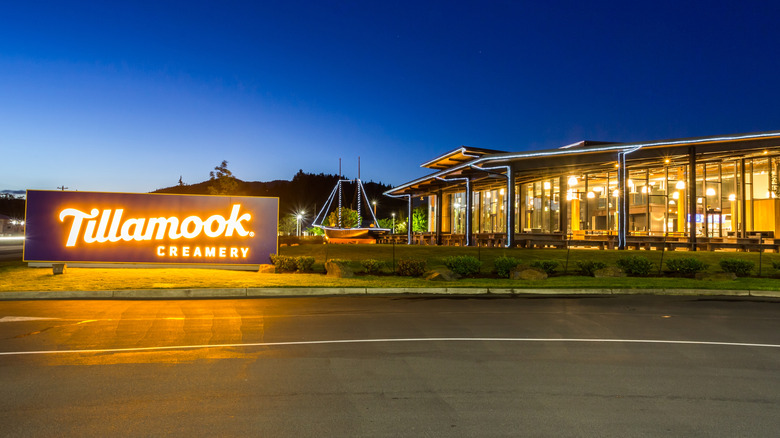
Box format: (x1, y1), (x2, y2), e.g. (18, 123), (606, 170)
(0, 316), (58, 323)
(0, 337), (779, 357)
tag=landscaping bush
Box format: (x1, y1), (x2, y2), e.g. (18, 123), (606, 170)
(270, 254), (297, 272)
(494, 256), (521, 278)
(295, 256), (315, 272)
(616, 256), (654, 276)
(443, 255), (482, 277)
(665, 257), (708, 275)
(396, 259), (427, 277)
(772, 259), (780, 270)
(576, 260), (607, 277)
(530, 260), (559, 276)
(719, 258), (754, 277)
(361, 259), (386, 275)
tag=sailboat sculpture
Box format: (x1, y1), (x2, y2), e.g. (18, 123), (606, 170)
(312, 160), (389, 243)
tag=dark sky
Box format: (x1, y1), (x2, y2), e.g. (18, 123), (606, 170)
(2, 0), (779, 194)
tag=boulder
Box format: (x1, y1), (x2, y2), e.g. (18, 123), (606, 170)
(257, 264), (276, 274)
(425, 268), (460, 282)
(594, 266), (626, 278)
(325, 261), (354, 278)
(510, 267), (547, 280)
(695, 272), (737, 281)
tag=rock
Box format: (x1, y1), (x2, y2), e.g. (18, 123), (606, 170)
(425, 268), (460, 281)
(257, 264), (276, 274)
(594, 266), (626, 278)
(325, 261), (354, 278)
(695, 272), (737, 281)
(510, 267), (547, 280)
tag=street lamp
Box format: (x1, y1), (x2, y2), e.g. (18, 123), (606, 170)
(372, 200), (377, 215)
(391, 212), (396, 234)
(296, 214), (302, 236)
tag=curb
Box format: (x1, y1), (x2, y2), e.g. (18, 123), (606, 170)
(0, 287), (777, 300)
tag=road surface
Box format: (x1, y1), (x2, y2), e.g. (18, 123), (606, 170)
(0, 295), (778, 437)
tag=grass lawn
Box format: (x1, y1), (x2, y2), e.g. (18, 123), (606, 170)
(2, 244), (779, 292)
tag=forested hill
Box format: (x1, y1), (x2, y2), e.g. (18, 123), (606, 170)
(153, 170), (406, 220)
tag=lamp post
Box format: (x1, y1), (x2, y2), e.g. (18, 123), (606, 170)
(391, 212), (395, 234)
(372, 200), (377, 215)
(296, 214), (302, 236)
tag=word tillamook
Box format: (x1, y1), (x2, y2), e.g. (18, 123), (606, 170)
(59, 204), (253, 247)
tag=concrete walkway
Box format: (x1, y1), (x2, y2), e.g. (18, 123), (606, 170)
(1, 287), (779, 300)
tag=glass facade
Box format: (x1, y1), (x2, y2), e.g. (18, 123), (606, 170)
(429, 154), (780, 242)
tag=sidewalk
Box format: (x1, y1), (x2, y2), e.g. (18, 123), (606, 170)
(1, 287), (779, 300)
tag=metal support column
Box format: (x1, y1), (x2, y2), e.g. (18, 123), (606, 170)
(617, 153), (628, 249)
(559, 175), (568, 237)
(435, 190), (442, 245)
(506, 166), (516, 247)
(688, 146), (697, 250)
(740, 158), (747, 238)
(407, 194), (413, 245)
(465, 179), (473, 246)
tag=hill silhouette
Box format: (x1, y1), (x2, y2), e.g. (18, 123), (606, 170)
(153, 170), (407, 225)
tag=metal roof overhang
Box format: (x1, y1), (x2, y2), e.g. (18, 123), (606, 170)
(385, 131), (780, 197)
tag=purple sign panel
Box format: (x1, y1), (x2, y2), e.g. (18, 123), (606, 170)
(24, 190), (278, 265)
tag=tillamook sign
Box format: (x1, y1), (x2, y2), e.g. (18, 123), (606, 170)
(24, 190), (278, 265)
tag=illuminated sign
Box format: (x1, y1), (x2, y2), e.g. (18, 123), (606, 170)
(24, 190), (278, 265)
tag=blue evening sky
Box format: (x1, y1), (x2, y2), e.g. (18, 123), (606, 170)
(2, 1), (779, 194)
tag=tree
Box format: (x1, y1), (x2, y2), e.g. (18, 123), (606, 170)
(178, 176), (185, 186)
(208, 160), (239, 195)
(278, 215), (297, 235)
(412, 206), (428, 233)
(326, 207), (360, 228)
(306, 226), (324, 236)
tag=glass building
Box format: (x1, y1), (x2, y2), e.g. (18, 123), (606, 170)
(385, 131), (780, 250)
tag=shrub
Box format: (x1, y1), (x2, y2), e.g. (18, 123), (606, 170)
(616, 256), (654, 276)
(665, 257), (708, 275)
(719, 258), (754, 277)
(270, 254), (297, 272)
(494, 256), (521, 278)
(772, 259), (780, 270)
(576, 260), (607, 277)
(530, 260), (559, 275)
(361, 259), (386, 275)
(443, 255), (482, 277)
(396, 259), (427, 277)
(295, 256), (315, 272)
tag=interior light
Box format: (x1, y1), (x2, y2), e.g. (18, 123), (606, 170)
(728, 194), (736, 201)
(672, 192), (679, 200)
(675, 181), (686, 190)
(641, 186), (648, 193)
(485, 191), (491, 198)
(543, 181), (551, 190)
(587, 191), (595, 199)
(669, 200), (675, 205)
(697, 197), (703, 204)
(593, 186), (603, 193)
(499, 188), (505, 195)
(567, 176), (578, 187)
(664, 158), (670, 164)
(612, 189), (619, 197)
(705, 188), (716, 196)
